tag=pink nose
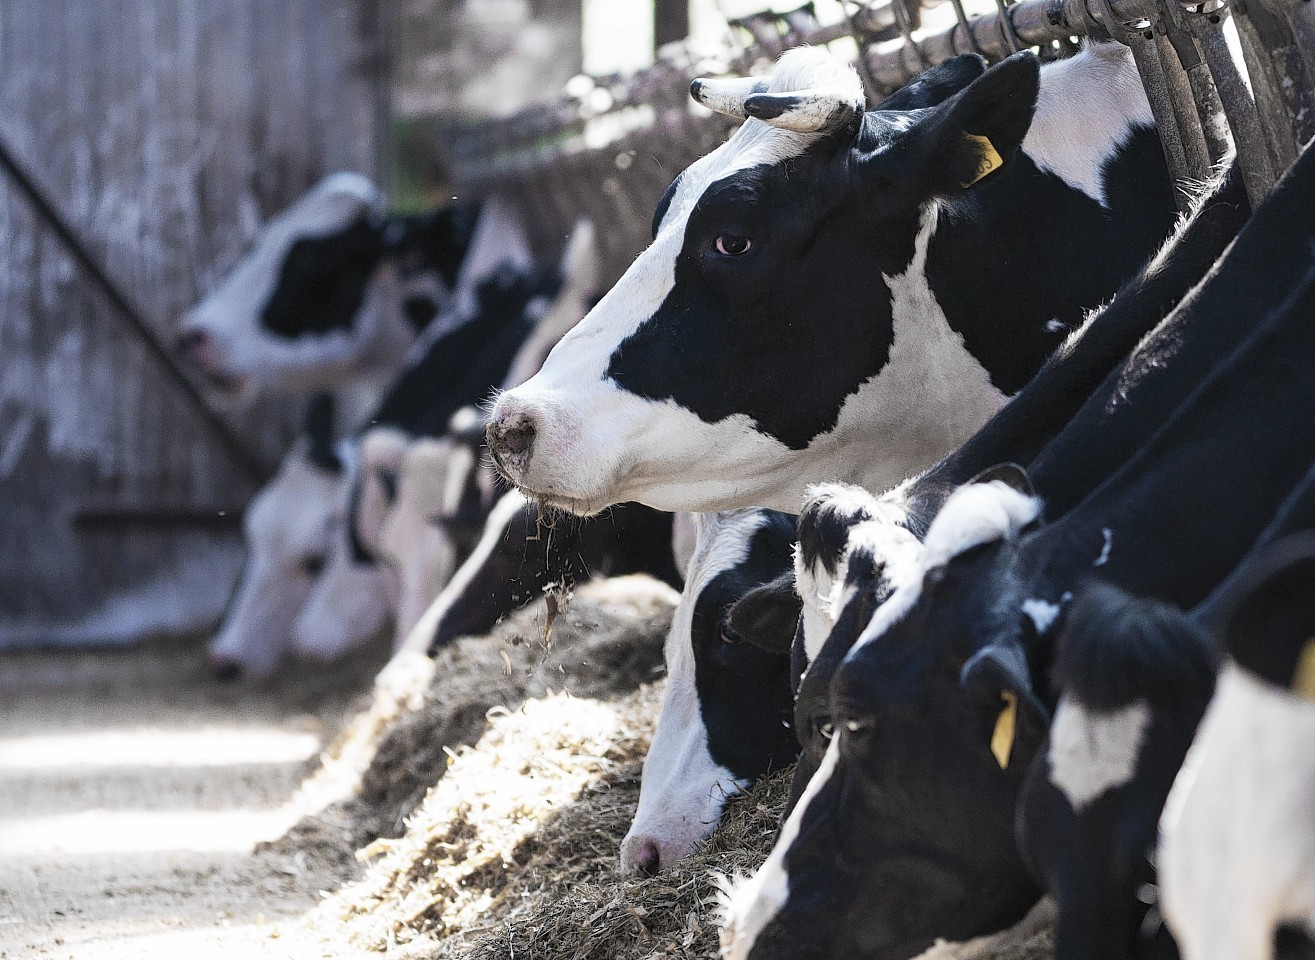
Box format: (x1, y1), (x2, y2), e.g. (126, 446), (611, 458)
(631, 839), (661, 878)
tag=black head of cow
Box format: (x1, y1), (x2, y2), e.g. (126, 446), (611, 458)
(487, 49), (1052, 514)
(1019, 580), (1217, 960)
(719, 479), (1050, 960)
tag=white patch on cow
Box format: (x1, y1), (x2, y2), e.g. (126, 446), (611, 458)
(378, 437), (471, 644)
(1022, 44), (1153, 206)
(846, 480), (1041, 660)
(622, 510), (770, 874)
(1094, 527), (1113, 566)
(794, 483), (915, 664)
(1047, 695), (1150, 811)
(718, 736), (842, 959)
(291, 442), (398, 661)
(1159, 664), (1315, 960)
(1021, 598), (1061, 634)
(208, 443), (350, 677)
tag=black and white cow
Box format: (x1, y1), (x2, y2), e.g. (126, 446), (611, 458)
(178, 176), (530, 400)
(719, 144), (1315, 960)
(292, 264), (563, 655)
(487, 44), (1176, 514)
(620, 509), (798, 878)
(405, 492), (681, 655)
(211, 262), (557, 677)
(1159, 532), (1315, 960)
(757, 156), (1249, 798)
(1020, 581), (1217, 960)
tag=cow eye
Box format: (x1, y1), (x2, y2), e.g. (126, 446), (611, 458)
(719, 622), (739, 645)
(817, 719), (836, 740)
(300, 555), (326, 577)
(713, 234), (752, 257)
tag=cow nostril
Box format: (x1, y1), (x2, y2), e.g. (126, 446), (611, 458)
(636, 840), (660, 878)
(490, 415), (536, 463)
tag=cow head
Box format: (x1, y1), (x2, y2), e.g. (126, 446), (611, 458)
(177, 176), (484, 400)
(1019, 580), (1216, 960)
(719, 480), (1049, 960)
(487, 50), (1042, 514)
(621, 509), (797, 878)
(208, 434), (350, 678)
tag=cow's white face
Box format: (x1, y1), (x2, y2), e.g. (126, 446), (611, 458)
(621, 509), (796, 877)
(177, 173), (414, 401)
(208, 445), (348, 677)
(377, 437), (475, 644)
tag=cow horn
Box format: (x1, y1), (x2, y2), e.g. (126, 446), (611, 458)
(689, 75), (769, 120)
(743, 88), (861, 133)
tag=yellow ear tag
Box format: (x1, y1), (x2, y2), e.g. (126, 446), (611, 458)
(1292, 638), (1315, 701)
(961, 134), (1004, 188)
(991, 690), (1018, 769)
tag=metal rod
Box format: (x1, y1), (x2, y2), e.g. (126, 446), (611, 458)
(1189, 6), (1278, 203)
(0, 136), (271, 486)
(1152, 19), (1215, 182)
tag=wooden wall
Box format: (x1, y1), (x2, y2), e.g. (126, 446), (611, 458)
(0, 0), (384, 645)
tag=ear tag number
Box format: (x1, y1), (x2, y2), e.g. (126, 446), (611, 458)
(991, 690), (1018, 769)
(1293, 638), (1315, 701)
(961, 134), (1004, 188)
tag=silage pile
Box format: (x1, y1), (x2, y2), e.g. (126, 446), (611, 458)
(278, 570), (1054, 960)
(274, 575), (681, 868)
(321, 681), (793, 960)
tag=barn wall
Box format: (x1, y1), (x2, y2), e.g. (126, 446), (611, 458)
(0, 0), (384, 645)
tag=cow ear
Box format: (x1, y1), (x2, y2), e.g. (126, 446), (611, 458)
(864, 51), (1039, 198)
(874, 53), (987, 111)
(960, 639), (1048, 769)
(966, 462), (1035, 499)
(729, 571), (801, 655)
(1216, 532), (1315, 699)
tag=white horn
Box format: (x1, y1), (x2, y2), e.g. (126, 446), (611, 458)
(743, 88), (862, 133)
(689, 75), (770, 120)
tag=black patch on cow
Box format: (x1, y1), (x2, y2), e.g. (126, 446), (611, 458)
(690, 511), (800, 780)
(1054, 580), (1217, 711)
(797, 488), (881, 577)
(261, 217), (385, 339)
(345, 473), (377, 565)
(874, 53), (986, 111)
(926, 126), (1176, 396)
(303, 393), (344, 474)
(1218, 539), (1315, 692)
(368, 264), (560, 436)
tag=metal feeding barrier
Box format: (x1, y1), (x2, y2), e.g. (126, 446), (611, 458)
(448, 0), (1314, 282)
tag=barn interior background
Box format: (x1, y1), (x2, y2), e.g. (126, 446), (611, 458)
(2, 0), (1310, 647)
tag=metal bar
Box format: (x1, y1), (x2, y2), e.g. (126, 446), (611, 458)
(0, 136), (271, 485)
(1188, 7), (1278, 203)
(1158, 1), (1232, 167)
(72, 507), (245, 529)
(1232, 0), (1308, 162)
(1152, 20), (1215, 182)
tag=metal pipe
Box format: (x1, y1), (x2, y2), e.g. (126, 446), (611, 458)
(1189, 7), (1278, 202)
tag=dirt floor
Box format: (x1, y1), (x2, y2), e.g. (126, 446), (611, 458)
(0, 633), (388, 960)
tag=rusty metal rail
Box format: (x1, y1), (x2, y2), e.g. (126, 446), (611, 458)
(450, 0), (1314, 273)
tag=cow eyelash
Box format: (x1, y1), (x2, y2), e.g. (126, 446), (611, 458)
(713, 234), (753, 257)
(719, 622), (739, 645)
